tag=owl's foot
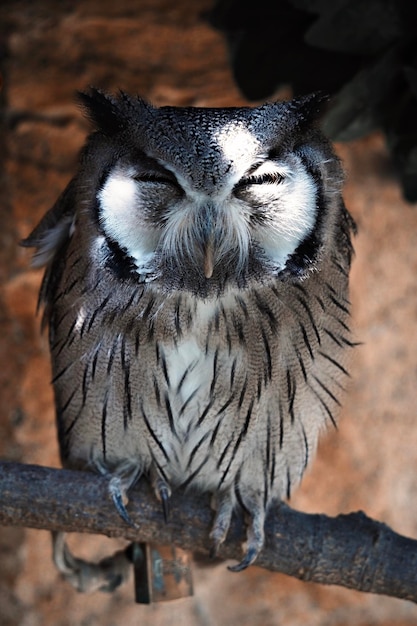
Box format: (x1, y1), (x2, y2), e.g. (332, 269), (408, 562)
(52, 531), (131, 593)
(93, 458), (141, 526)
(210, 488), (266, 571)
(150, 471), (172, 522)
(209, 492), (234, 557)
(228, 496), (266, 572)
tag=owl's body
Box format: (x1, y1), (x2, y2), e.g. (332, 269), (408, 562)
(26, 90), (354, 576)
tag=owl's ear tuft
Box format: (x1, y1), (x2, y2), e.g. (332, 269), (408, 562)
(77, 88), (129, 135)
(287, 91), (330, 126)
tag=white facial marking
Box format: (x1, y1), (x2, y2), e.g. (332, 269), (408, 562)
(252, 161), (317, 270)
(214, 122), (262, 189)
(97, 166), (158, 273)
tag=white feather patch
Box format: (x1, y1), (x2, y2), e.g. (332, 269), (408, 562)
(97, 167), (158, 273)
(252, 161), (317, 270)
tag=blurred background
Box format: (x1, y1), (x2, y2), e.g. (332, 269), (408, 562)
(0, 1), (416, 624)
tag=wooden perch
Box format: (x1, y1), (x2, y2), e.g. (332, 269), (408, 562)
(0, 460), (416, 602)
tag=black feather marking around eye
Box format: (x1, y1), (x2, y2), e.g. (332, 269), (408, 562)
(141, 401), (170, 461)
(299, 322), (314, 360)
(312, 375), (341, 407)
(101, 388), (109, 460)
(319, 350), (350, 377)
(286, 369), (296, 424)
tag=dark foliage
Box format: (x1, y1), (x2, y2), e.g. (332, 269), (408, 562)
(209, 0), (417, 201)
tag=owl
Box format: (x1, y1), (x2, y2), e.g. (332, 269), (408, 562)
(24, 89), (355, 588)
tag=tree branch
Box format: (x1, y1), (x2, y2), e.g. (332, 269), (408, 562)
(0, 460), (416, 602)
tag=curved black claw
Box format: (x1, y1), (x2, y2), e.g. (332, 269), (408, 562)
(151, 474), (172, 522)
(160, 486), (171, 523)
(111, 489), (135, 527)
(227, 544), (260, 572)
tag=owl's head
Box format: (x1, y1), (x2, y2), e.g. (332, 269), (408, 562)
(28, 90), (348, 296)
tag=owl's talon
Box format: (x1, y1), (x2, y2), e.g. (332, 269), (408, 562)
(93, 460), (140, 527)
(150, 472), (172, 523)
(227, 545), (259, 572)
(160, 487), (171, 523)
(209, 491), (234, 554)
(111, 488), (135, 526)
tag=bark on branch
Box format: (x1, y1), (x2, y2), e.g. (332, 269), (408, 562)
(0, 460), (416, 602)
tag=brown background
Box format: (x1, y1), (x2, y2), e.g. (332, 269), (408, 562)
(1, 1), (417, 624)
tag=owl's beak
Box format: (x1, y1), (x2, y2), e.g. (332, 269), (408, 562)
(203, 235), (214, 279)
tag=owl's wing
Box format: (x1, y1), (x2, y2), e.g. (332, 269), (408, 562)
(21, 176), (78, 267)
(21, 177), (78, 322)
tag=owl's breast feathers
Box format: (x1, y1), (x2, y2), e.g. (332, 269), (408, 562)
(51, 254), (352, 501)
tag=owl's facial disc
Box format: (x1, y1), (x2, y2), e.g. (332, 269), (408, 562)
(97, 150), (319, 287)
